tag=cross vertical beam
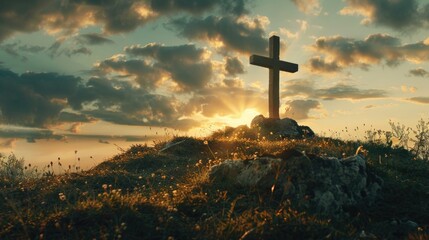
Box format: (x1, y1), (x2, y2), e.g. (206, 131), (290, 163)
(269, 36), (280, 119)
(250, 35), (298, 119)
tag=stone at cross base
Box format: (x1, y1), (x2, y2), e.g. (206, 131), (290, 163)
(251, 114), (315, 140)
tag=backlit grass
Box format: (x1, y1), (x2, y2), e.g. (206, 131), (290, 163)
(1, 133), (429, 239)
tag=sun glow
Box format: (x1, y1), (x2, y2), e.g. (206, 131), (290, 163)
(215, 108), (261, 128)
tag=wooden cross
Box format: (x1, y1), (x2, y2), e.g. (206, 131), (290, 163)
(250, 35), (298, 119)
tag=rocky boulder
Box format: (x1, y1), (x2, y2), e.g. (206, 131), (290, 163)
(250, 114), (314, 139)
(208, 149), (383, 218)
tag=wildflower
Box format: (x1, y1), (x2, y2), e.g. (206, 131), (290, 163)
(203, 140), (208, 145)
(58, 193), (66, 201)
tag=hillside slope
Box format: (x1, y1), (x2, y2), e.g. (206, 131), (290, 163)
(1, 136), (429, 239)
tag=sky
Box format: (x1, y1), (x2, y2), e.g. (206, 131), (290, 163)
(1, 0), (429, 168)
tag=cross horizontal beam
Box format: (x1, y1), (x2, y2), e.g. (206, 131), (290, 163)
(250, 55), (298, 73)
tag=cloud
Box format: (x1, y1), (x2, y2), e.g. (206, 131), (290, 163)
(68, 77), (200, 130)
(69, 123), (83, 134)
(401, 85), (417, 93)
(47, 38), (93, 58)
(225, 57), (245, 76)
(284, 99), (320, 120)
(66, 47), (92, 57)
(0, 68), (200, 131)
(0, 41), (45, 60)
(340, 0), (429, 31)
(98, 139), (110, 144)
(308, 34), (429, 73)
(0, 138), (17, 148)
(0, 42), (31, 61)
(58, 112), (96, 123)
(0, 126), (65, 143)
(409, 68), (429, 77)
(169, 15), (269, 55)
(0, 1), (157, 42)
(124, 43), (213, 90)
(0, 69), (80, 127)
(0, 0), (253, 43)
(316, 84), (387, 100)
(93, 56), (163, 90)
(149, 0), (250, 16)
(76, 33), (114, 45)
(282, 79), (387, 100)
(222, 78), (244, 88)
(307, 56), (341, 73)
(407, 97), (429, 104)
(290, 0), (321, 15)
(0, 42), (21, 57)
(19, 44), (45, 53)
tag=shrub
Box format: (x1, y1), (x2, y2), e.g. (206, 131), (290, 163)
(0, 153), (25, 182)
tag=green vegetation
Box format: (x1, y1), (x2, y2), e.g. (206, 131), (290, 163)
(1, 121), (429, 239)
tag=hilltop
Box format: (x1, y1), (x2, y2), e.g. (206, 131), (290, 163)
(1, 133), (429, 239)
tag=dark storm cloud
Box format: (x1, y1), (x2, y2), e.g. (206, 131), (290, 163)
(58, 112), (96, 123)
(123, 43), (213, 90)
(308, 34), (429, 73)
(0, 68), (199, 131)
(409, 68), (429, 77)
(225, 57), (245, 76)
(282, 79), (387, 100)
(341, 0), (429, 31)
(170, 15), (268, 55)
(0, 69), (80, 127)
(149, 0), (250, 15)
(94, 57), (163, 90)
(0, 127), (64, 143)
(307, 56), (341, 73)
(0, 0), (253, 43)
(69, 77), (200, 130)
(76, 33), (114, 45)
(0, 0), (156, 42)
(284, 99), (320, 120)
(407, 97), (429, 104)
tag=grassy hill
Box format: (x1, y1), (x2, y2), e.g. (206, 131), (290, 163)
(1, 135), (429, 239)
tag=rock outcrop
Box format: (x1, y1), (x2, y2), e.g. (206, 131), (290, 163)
(208, 149), (383, 218)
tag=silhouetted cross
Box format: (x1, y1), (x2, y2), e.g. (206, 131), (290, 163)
(250, 35), (298, 119)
